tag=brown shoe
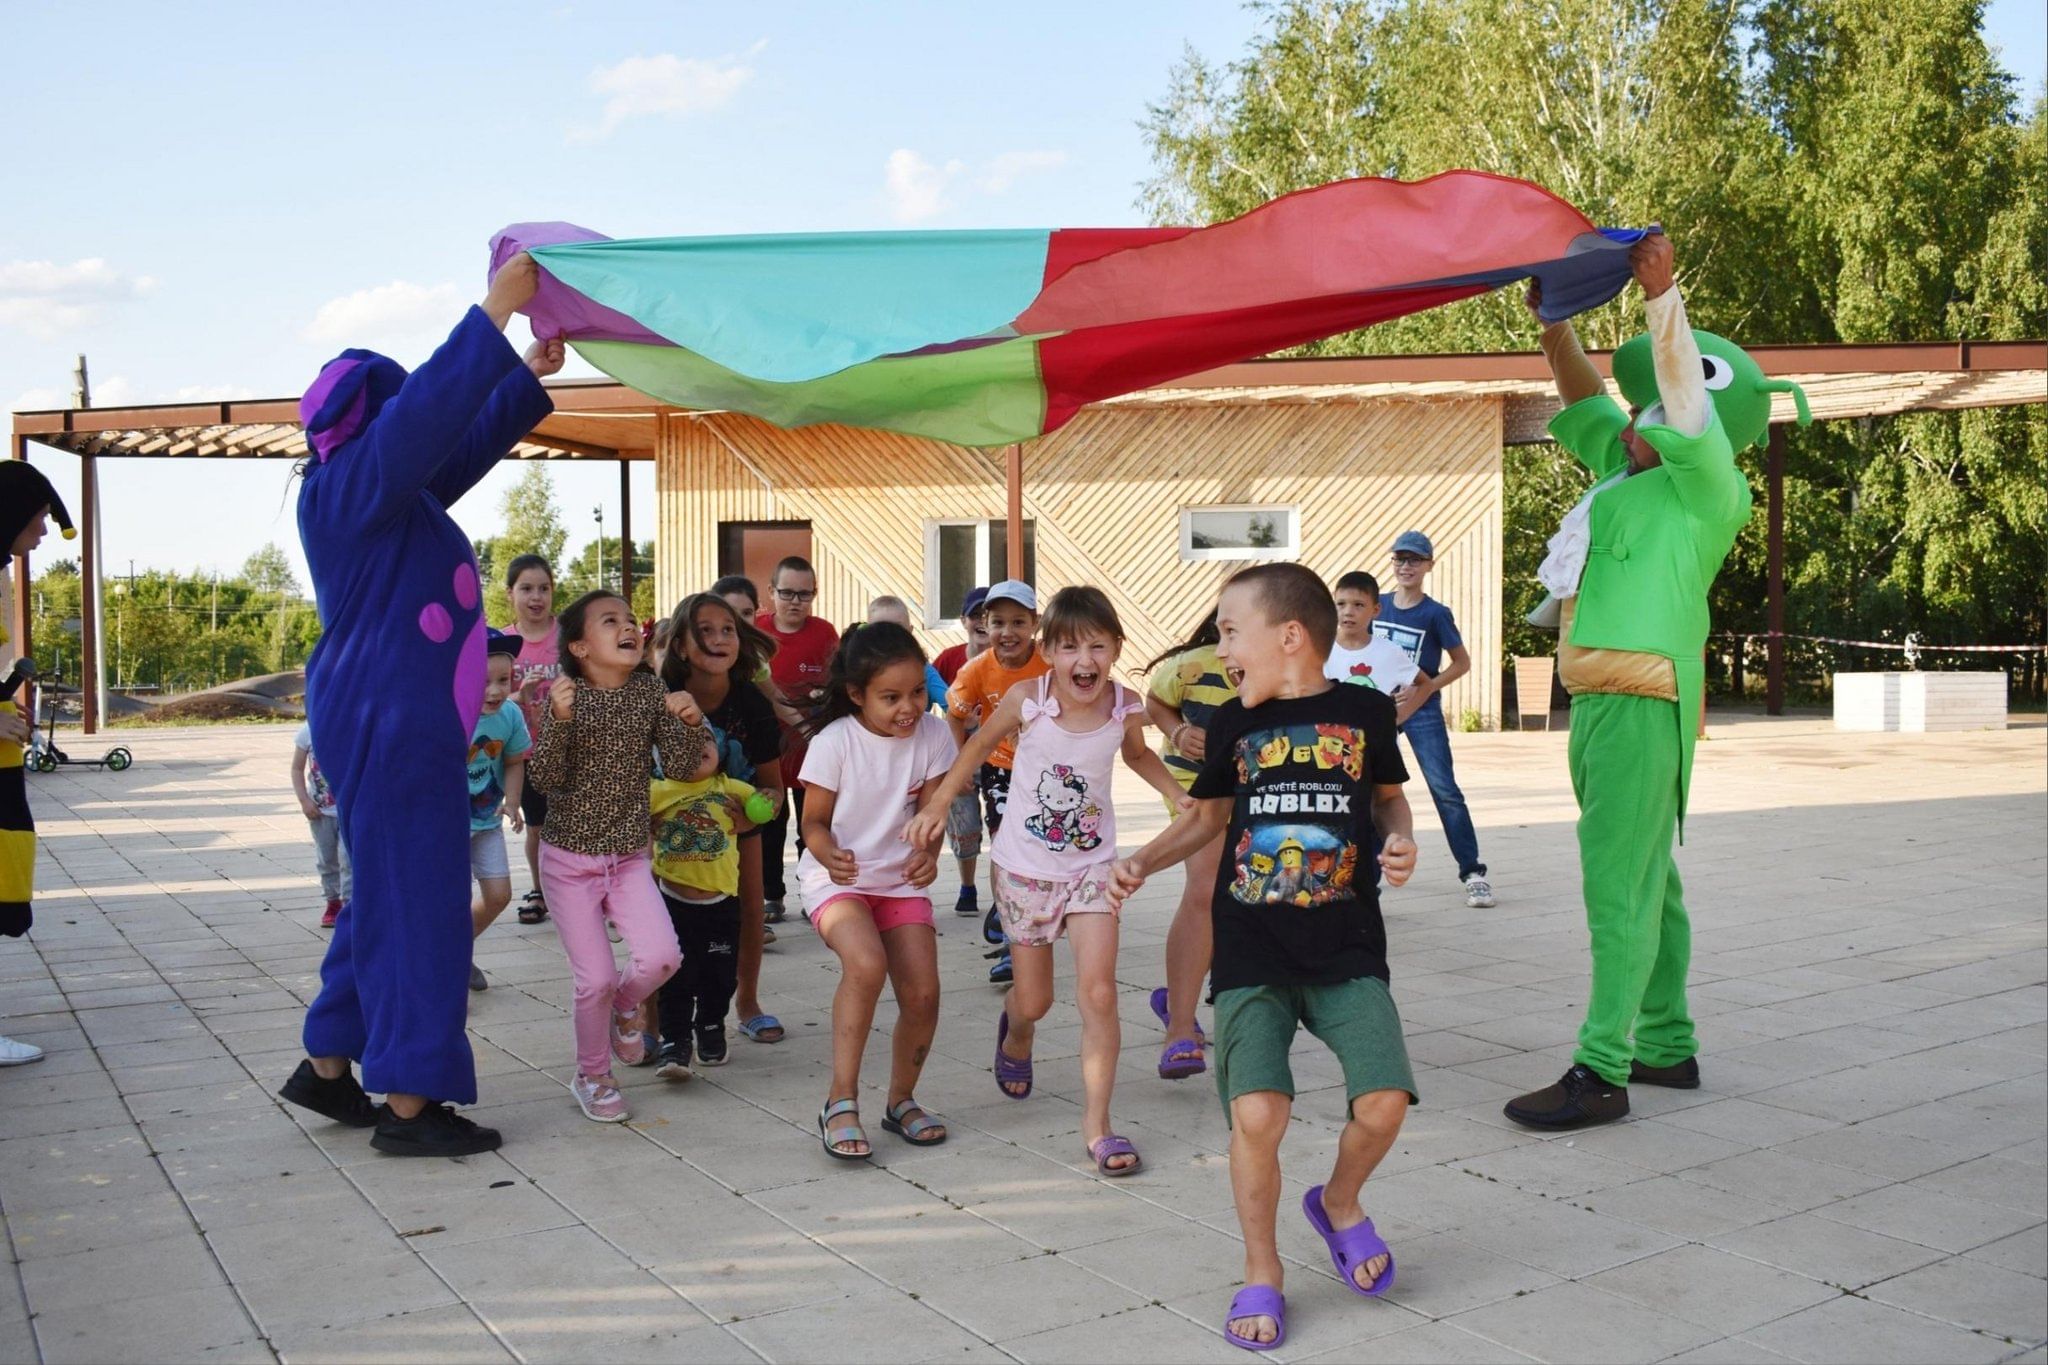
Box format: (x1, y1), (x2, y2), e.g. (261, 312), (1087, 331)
(1504, 1065), (1629, 1129)
(1629, 1057), (1700, 1089)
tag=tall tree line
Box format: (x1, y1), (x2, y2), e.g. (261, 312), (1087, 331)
(1144, 0), (2046, 698)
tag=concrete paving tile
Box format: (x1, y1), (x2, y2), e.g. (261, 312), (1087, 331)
(1677, 1149), (1891, 1213)
(962, 1170), (1185, 1251)
(1576, 1175), (1782, 1240)
(1447, 1280), (1720, 1363)
(32, 1284), (262, 1365)
(1909, 1154), (2048, 1218)
(730, 1288), (978, 1363)
(1961, 1223), (2046, 1279)
(1458, 1140), (1661, 1200)
(6, 1189), (195, 1261)
(0, 1096), (134, 1142)
(208, 1205), (414, 1283)
(1002, 1302), (1255, 1363)
(1768, 1126), (1981, 1183)
(265, 1303), (514, 1363)
(237, 1249), (463, 1336)
(1813, 1183), (2041, 1254)
(1441, 1196), (1681, 1280)
(18, 1230), (226, 1314)
(1653, 1097), (1842, 1147)
(1582, 1243), (1839, 1334)
(185, 1168), (377, 1233)
(1742, 1294), (2009, 1364)
(1710, 1212), (1946, 1291)
(1658, 1335), (1802, 1363)
(641, 1220), (878, 1323)
(1864, 1255), (2047, 1342)
(903, 1249), (1146, 1340)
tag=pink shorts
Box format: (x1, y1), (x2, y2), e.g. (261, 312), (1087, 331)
(811, 892), (935, 935)
(992, 863), (1116, 947)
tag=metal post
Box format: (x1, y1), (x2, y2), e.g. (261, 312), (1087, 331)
(619, 459), (634, 608)
(1004, 443), (1025, 581)
(79, 453), (101, 735)
(1766, 424), (1787, 716)
(8, 437), (29, 677)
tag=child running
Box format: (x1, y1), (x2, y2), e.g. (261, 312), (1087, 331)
(465, 633), (531, 991)
(657, 590), (787, 1062)
(1326, 573), (1421, 697)
(798, 622), (956, 1159)
(910, 587), (1186, 1177)
(945, 580), (1047, 983)
(933, 587), (991, 918)
(649, 732), (767, 1080)
(504, 554), (560, 925)
(1141, 609), (1238, 1080)
(527, 591), (710, 1123)
(291, 721), (350, 928)
(1108, 564), (1418, 1351)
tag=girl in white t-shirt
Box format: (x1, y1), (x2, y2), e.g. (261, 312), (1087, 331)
(797, 622), (959, 1161)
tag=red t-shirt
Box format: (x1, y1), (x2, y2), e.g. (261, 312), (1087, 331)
(757, 613), (840, 763)
(933, 642), (969, 685)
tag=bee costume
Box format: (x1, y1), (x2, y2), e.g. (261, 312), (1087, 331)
(1509, 279), (1809, 1124)
(0, 462), (76, 937)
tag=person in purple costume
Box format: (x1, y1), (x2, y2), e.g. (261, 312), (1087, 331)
(278, 253), (564, 1157)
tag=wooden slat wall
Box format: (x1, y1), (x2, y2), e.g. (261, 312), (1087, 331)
(657, 397), (1505, 725)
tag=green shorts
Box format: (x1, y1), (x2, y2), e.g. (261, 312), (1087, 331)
(1213, 977), (1419, 1123)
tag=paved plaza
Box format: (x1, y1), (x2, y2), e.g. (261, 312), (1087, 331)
(0, 714), (2041, 1364)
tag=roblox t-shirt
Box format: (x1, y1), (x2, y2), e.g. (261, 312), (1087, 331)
(1190, 685), (1408, 992)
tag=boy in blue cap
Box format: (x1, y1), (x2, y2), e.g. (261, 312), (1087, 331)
(1373, 532), (1495, 908)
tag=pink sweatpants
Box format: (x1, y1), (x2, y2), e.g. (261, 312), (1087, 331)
(539, 844), (680, 1078)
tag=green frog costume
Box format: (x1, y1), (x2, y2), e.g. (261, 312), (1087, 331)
(1508, 283), (1809, 1125)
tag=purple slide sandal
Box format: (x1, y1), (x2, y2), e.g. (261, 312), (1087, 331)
(1302, 1184), (1395, 1296)
(1149, 986), (1207, 1044)
(1158, 1036), (1207, 1080)
(1223, 1285), (1286, 1352)
(995, 1011), (1032, 1100)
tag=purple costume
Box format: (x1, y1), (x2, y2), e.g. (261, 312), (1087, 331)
(298, 307), (551, 1102)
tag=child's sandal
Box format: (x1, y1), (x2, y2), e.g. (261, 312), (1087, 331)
(517, 890), (548, 925)
(880, 1098), (947, 1147)
(817, 1097), (870, 1161)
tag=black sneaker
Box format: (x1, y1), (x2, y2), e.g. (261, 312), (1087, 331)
(696, 1026), (729, 1067)
(1630, 1056), (1701, 1089)
(278, 1059), (378, 1128)
(763, 898), (788, 924)
(369, 1102), (503, 1157)
(468, 964), (488, 992)
(654, 1040), (694, 1082)
(1504, 1065), (1630, 1129)
(954, 886), (979, 917)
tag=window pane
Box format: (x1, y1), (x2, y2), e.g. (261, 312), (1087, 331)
(937, 524), (977, 618)
(1186, 508), (1290, 550)
(985, 519), (1035, 583)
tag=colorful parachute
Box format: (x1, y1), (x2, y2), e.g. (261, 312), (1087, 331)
(494, 171), (1643, 447)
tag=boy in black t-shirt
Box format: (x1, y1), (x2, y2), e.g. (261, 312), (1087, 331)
(1109, 564), (1417, 1352)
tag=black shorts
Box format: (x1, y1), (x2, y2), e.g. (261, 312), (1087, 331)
(977, 763), (1012, 834)
(519, 784), (547, 828)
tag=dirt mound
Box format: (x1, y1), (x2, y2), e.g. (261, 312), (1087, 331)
(141, 692), (289, 723)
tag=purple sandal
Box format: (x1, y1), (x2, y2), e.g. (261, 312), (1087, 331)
(995, 1011), (1032, 1100)
(1086, 1134), (1143, 1177)
(1150, 986), (1207, 1045)
(1158, 1036), (1207, 1080)
(1223, 1285), (1286, 1352)
(1302, 1184), (1395, 1296)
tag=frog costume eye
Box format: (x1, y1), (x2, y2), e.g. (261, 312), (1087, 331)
(1612, 328), (1812, 451)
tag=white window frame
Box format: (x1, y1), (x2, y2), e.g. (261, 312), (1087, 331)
(1178, 504), (1301, 563)
(923, 519), (998, 628)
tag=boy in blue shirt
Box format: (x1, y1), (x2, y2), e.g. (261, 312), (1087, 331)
(466, 633), (531, 990)
(1372, 532), (1496, 908)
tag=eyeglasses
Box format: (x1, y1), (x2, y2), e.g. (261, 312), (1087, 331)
(773, 588), (816, 603)
(1391, 553), (1430, 565)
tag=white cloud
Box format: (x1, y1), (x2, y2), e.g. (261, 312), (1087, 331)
(0, 257), (156, 337)
(977, 150), (1068, 194)
(9, 377), (258, 413)
(884, 148), (1069, 222)
(303, 280), (464, 347)
(884, 149), (966, 224)
(572, 51), (754, 141)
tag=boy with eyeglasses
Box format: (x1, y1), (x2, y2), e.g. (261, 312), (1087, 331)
(1373, 533), (1496, 909)
(756, 557), (839, 925)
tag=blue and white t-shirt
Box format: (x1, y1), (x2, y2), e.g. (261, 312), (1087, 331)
(1372, 596), (1463, 718)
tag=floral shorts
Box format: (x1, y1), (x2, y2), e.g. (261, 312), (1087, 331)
(991, 862), (1115, 947)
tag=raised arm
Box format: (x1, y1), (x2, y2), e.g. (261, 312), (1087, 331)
(1528, 281), (1607, 409)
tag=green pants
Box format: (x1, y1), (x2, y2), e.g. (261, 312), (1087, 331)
(1569, 692), (1697, 1086)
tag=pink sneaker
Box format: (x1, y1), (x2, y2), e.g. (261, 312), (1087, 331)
(320, 900), (342, 929)
(610, 1009), (650, 1067)
(571, 1073), (629, 1123)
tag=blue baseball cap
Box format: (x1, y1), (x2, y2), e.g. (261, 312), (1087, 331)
(960, 585), (990, 616)
(1391, 531), (1435, 559)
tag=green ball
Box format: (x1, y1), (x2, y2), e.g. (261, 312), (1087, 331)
(744, 792), (777, 825)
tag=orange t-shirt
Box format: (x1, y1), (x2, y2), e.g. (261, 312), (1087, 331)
(946, 651), (1050, 771)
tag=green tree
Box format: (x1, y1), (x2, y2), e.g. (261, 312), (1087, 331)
(481, 464), (569, 625)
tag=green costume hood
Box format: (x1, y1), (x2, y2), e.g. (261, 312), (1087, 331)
(1611, 329), (1811, 451)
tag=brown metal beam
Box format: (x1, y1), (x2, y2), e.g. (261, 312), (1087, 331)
(619, 460), (634, 609)
(1766, 424), (1787, 717)
(79, 455), (100, 736)
(8, 438), (27, 686)
(1005, 444), (1025, 581)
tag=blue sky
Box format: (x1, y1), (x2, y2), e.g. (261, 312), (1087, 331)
(3, 0), (2040, 589)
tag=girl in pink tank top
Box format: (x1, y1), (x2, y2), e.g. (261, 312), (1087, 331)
(907, 587), (1189, 1177)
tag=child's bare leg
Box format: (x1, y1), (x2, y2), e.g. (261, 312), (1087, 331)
(1318, 1089), (1406, 1290)
(880, 923), (943, 1125)
(523, 823), (543, 893)
(816, 904), (886, 1155)
(1227, 1090), (1291, 1344)
(1065, 914), (1129, 1167)
(1163, 833), (1222, 1041)
(472, 878), (513, 937)
(735, 836), (768, 1021)
(1000, 942), (1053, 1096)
